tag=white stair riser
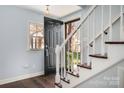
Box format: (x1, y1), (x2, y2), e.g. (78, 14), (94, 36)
(108, 45), (124, 62)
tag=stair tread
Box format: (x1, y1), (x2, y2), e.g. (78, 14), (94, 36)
(89, 54), (108, 59)
(77, 63), (92, 69)
(55, 82), (62, 88)
(105, 41), (124, 44)
(61, 78), (70, 84)
(67, 71), (79, 77)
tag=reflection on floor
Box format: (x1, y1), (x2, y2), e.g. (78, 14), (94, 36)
(0, 74), (55, 88)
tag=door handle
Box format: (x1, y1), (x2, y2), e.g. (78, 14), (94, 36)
(46, 49), (49, 56)
(45, 45), (49, 56)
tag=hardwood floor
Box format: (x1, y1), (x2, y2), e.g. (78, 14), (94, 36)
(0, 74), (55, 88)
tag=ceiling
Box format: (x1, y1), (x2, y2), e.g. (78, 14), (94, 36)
(18, 5), (82, 18)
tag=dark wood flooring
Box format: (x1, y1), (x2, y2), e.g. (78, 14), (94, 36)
(0, 74), (55, 88)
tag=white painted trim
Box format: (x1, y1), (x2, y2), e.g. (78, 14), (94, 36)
(87, 16), (90, 65)
(55, 45), (61, 83)
(89, 14), (121, 45)
(71, 48), (74, 71)
(62, 24), (66, 78)
(26, 21), (44, 51)
(0, 71), (44, 85)
(60, 49), (64, 78)
(101, 5), (105, 55)
(89, 15), (121, 45)
(93, 9), (95, 54)
(67, 40), (70, 72)
(109, 5), (112, 40)
(80, 24), (83, 64)
(86, 6), (123, 48)
(120, 5), (124, 40)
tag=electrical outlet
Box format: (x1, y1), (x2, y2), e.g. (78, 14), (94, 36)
(32, 64), (36, 69)
(23, 64), (29, 69)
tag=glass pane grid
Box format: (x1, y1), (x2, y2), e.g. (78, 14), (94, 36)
(29, 23), (44, 50)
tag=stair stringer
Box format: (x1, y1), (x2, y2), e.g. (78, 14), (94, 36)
(57, 44), (124, 88)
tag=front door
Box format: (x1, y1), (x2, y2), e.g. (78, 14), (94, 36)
(44, 17), (63, 75)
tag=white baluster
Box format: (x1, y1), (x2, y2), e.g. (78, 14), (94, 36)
(109, 5), (112, 40)
(67, 40), (70, 72)
(60, 49), (63, 78)
(63, 46), (66, 78)
(101, 5), (105, 55)
(93, 9), (96, 54)
(55, 45), (61, 83)
(80, 25), (83, 65)
(71, 37), (74, 72)
(87, 16), (90, 66)
(60, 47), (66, 79)
(76, 32), (80, 74)
(120, 5), (124, 40)
(62, 24), (66, 78)
(76, 29), (80, 63)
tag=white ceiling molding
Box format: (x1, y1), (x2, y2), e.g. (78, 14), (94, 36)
(17, 5), (82, 18)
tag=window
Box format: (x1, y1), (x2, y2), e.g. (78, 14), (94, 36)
(65, 18), (80, 64)
(29, 22), (44, 50)
(65, 18), (80, 52)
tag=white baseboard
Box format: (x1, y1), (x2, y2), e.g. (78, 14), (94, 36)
(0, 71), (44, 85)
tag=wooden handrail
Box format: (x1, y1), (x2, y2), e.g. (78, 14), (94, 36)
(60, 5), (97, 50)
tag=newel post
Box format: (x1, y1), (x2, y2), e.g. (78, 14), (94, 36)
(55, 45), (61, 83)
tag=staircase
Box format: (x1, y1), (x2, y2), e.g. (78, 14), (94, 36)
(55, 5), (124, 88)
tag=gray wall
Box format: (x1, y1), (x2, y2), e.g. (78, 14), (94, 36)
(0, 6), (44, 80)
